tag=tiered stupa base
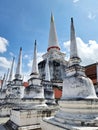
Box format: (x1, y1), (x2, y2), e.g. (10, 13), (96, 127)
(6, 98), (58, 130)
(41, 98), (98, 130)
(5, 119), (41, 130)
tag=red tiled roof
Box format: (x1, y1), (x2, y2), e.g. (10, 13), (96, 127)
(0, 80), (3, 85)
(85, 63), (97, 84)
(23, 82), (29, 87)
(53, 87), (62, 99)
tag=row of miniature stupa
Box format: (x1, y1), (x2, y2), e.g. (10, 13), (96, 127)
(0, 40), (54, 104)
(1, 11), (98, 129)
(0, 13), (63, 102)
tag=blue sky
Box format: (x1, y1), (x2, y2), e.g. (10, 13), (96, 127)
(0, 0), (98, 80)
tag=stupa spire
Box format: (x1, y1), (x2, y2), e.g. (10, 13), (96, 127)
(6, 68), (10, 82)
(47, 13), (60, 52)
(31, 40), (39, 75)
(8, 57), (15, 82)
(45, 59), (50, 81)
(1, 73), (6, 90)
(70, 18), (79, 59)
(69, 18), (81, 66)
(96, 62), (98, 84)
(15, 47), (22, 79)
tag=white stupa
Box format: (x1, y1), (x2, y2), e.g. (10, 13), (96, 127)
(62, 18), (97, 99)
(24, 40), (44, 99)
(42, 13), (65, 61)
(10, 47), (24, 98)
(42, 58), (55, 105)
(8, 57), (15, 83)
(47, 13), (60, 52)
(6, 57), (15, 97)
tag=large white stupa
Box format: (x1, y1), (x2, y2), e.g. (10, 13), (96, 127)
(62, 18), (97, 99)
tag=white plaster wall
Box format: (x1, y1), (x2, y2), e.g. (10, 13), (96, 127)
(24, 86), (44, 99)
(62, 76), (97, 99)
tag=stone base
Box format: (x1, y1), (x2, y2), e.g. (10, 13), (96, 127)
(0, 103), (16, 117)
(10, 109), (42, 126)
(45, 99), (56, 105)
(41, 99), (98, 130)
(10, 104), (58, 127)
(18, 125), (41, 130)
(5, 120), (41, 130)
(0, 107), (11, 117)
(58, 99), (98, 124)
(41, 117), (98, 130)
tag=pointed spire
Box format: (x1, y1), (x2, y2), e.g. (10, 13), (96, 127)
(8, 57), (15, 82)
(15, 47), (22, 79)
(5, 68), (10, 82)
(31, 40), (39, 75)
(51, 12), (54, 22)
(70, 18), (79, 59)
(1, 73), (6, 90)
(45, 59), (50, 81)
(96, 62), (98, 84)
(47, 13), (60, 52)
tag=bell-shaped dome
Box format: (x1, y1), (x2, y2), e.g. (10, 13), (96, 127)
(62, 75), (97, 99)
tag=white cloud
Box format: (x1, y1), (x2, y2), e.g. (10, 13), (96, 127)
(73, 0), (79, 3)
(88, 12), (96, 20)
(27, 60), (32, 68)
(64, 37), (98, 66)
(9, 52), (15, 57)
(23, 54), (29, 59)
(0, 37), (8, 53)
(0, 57), (11, 69)
(0, 57), (11, 78)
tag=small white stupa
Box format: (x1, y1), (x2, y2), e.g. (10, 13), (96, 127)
(8, 57), (15, 83)
(24, 40), (44, 100)
(0, 73), (6, 98)
(10, 48), (24, 98)
(0, 68), (10, 98)
(42, 58), (55, 105)
(6, 57), (15, 97)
